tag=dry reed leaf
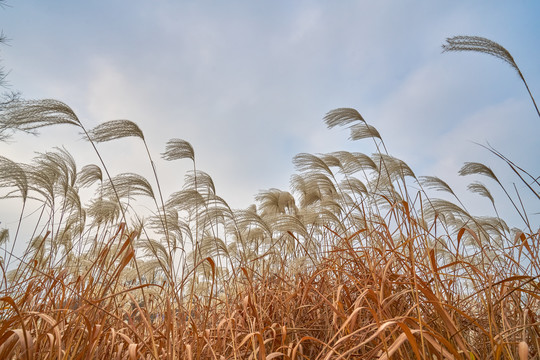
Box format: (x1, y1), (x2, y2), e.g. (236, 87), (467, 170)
(115, 343), (125, 360)
(414, 282), (470, 357)
(0, 332), (19, 359)
(31, 312), (62, 358)
(417, 332), (458, 360)
(326, 305), (367, 346)
(292, 336), (335, 360)
(116, 332), (136, 349)
(126, 292), (158, 358)
(395, 322), (422, 360)
(328, 321), (399, 359)
(128, 343), (138, 360)
(6, 329), (34, 360)
(266, 352), (286, 359)
(0, 297), (34, 360)
(238, 332), (267, 360)
(518, 341), (529, 360)
(377, 332), (410, 360)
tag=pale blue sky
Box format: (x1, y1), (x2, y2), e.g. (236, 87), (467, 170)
(1, 1), (539, 228)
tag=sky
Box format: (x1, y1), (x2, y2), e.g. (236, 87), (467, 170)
(1, 1), (539, 232)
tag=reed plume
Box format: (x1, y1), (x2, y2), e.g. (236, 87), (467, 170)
(443, 35), (539, 117)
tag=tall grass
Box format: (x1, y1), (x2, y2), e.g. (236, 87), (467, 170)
(0, 37), (538, 359)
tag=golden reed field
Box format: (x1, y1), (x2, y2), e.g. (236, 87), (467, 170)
(0, 36), (538, 359)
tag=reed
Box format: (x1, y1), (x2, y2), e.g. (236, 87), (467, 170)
(0, 36), (537, 359)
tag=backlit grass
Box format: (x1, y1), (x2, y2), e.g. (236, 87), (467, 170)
(0, 36), (538, 359)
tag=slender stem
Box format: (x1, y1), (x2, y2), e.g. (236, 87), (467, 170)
(79, 125), (150, 309)
(5, 201), (26, 269)
(142, 140), (173, 267)
(519, 70), (540, 118)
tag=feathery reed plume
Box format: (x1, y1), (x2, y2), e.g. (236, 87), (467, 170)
(183, 170), (215, 196)
(349, 122), (382, 141)
(419, 176), (456, 196)
(86, 197), (122, 225)
(76, 164), (103, 188)
(290, 172), (338, 208)
(0, 157), (26, 191)
(0, 104), (140, 253)
(0, 99), (81, 137)
(479, 143), (540, 201)
(424, 198), (472, 223)
(339, 177), (368, 196)
(166, 188), (205, 213)
(161, 138), (195, 162)
(443, 35), (539, 118)
(324, 108), (389, 154)
(332, 151), (378, 174)
(467, 181), (494, 205)
(373, 153), (415, 179)
(255, 189), (297, 216)
(323, 107), (365, 128)
(459, 162), (499, 183)
(459, 161), (533, 229)
(443, 36), (518, 71)
(0, 156), (29, 268)
(100, 172), (155, 200)
(293, 153), (333, 176)
(0, 227), (7, 242)
(87, 119), (144, 142)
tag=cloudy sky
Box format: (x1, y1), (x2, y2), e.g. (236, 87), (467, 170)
(1, 1), (539, 229)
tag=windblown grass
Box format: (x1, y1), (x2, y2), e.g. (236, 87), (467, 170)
(0, 36), (538, 359)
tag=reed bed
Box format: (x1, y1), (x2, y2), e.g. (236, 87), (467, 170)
(0, 37), (538, 359)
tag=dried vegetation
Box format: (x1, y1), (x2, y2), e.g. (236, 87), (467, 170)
(0, 36), (538, 359)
